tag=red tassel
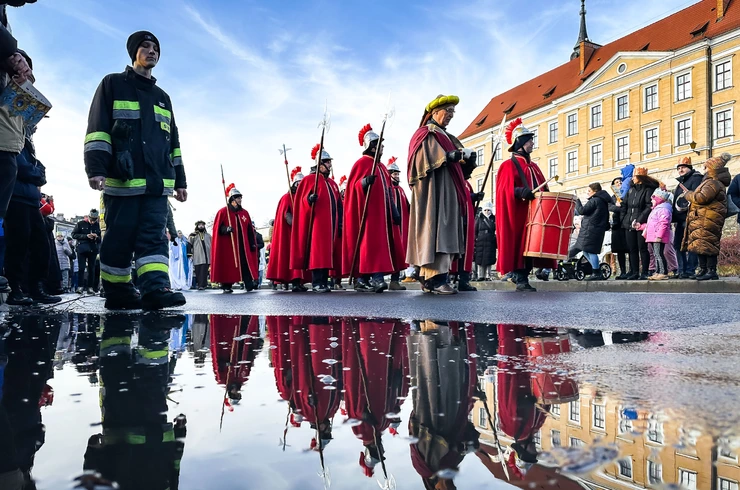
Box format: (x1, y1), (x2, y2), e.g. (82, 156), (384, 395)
(358, 124), (373, 146)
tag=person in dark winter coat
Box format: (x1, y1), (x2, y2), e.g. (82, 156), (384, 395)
(473, 203), (496, 280)
(682, 153), (732, 281)
(575, 183), (611, 280)
(608, 177), (629, 279)
(621, 168), (659, 280)
(673, 157), (703, 278)
(72, 210), (101, 294)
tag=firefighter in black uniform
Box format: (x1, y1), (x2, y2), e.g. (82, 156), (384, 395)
(76, 314), (187, 490)
(83, 31), (187, 310)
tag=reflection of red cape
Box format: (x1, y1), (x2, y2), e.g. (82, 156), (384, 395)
(266, 192), (310, 284)
(210, 206), (259, 283)
(267, 315), (300, 402)
(390, 184), (410, 270)
(495, 154), (556, 274)
(210, 315), (261, 387)
(451, 181), (474, 274)
(342, 320), (409, 444)
(290, 173), (342, 273)
(496, 325), (549, 441)
(289, 319), (343, 427)
(342, 155), (405, 276)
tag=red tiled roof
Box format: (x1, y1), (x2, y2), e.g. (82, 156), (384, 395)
(459, 0), (740, 140)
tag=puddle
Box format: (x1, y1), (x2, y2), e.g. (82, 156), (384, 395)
(0, 312), (738, 489)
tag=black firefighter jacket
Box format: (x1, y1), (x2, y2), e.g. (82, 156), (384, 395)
(83, 66), (186, 197)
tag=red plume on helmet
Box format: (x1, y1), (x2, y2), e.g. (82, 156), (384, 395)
(506, 451), (525, 480)
(311, 144), (321, 161)
(358, 452), (375, 478)
(291, 166), (302, 181)
(358, 124), (373, 146)
(339, 175), (347, 187)
(225, 183), (235, 198)
(505, 117), (523, 145)
(388, 157), (397, 166)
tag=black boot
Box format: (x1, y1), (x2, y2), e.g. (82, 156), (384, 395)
(693, 268), (707, 280)
(369, 277), (388, 293)
(104, 287), (142, 310)
(5, 289), (33, 306)
(457, 271), (477, 291)
(141, 288), (186, 310)
(515, 272), (537, 292)
(30, 282), (62, 304)
(696, 268), (719, 281)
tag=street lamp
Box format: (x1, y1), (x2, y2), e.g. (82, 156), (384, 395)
(689, 141), (700, 155)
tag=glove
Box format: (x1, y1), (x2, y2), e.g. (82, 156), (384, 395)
(446, 150), (463, 163)
(361, 175), (377, 191)
(250, 244), (257, 251)
(170, 235), (178, 244)
(463, 149), (477, 166)
(514, 187), (535, 201)
(285, 211), (293, 226)
(392, 204), (401, 225)
(472, 191), (485, 202)
(308, 194), (318, 205)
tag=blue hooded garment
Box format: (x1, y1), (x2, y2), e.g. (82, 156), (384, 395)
(620, 164), (635, 200)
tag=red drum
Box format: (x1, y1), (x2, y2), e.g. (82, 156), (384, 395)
(526, 336), (579, 405)
(524, 192), (576, 260)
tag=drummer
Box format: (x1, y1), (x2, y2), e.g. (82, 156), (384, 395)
(495, 118), (556, 292)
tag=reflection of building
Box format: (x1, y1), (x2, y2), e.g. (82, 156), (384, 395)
(473, 377), (740, 490)
(460, 0), (740, 205)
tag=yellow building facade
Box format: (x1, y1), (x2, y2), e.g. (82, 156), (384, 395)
(461, 1), (740, 205)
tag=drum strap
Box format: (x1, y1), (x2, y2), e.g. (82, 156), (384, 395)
(510, 156), (532, 194)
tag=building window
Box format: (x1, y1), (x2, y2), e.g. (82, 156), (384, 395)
(717, 109), (733, 139)
(648, 461), (663, 485)
(567, 112), (578, 136)
(533, 430), (541, 447)
(476, 148), (485, 166)
(677, 118), (692, 146)
(551, 430), (561, 447)
(716, 60), (732, 91)
(532, 128), (539, 148)
(676, 72), (692, 101)
(719, 439), (737, 460)
(617, 94), (629, 120)
(476, 178), (484, 192)
(719, 479), (739, 490)
(590, 144), (603, 168)
(548, 157), (558, 178)
(619, 459), (633, 479)
(570, 437), (584, 448)
(680, 469), (697, 490)
(494, 144), (502, 161)
(645, 128), (659, 154)
(569, 400), (581, 422)
(647, 419), (664, 444)
(645, 84), (658, 111)
(549, 121), (558, 144)
(618, 409), (633, 434)
(616, 136), (629, 161)
(591, 104), (602, 128)
(551, 404), (560, 417)
(593, 404), (606, 428)
(478, 407), (488, 428)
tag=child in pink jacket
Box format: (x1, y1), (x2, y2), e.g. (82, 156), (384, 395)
(636, 188), (673, 280)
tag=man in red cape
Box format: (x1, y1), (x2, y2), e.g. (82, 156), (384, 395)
(210, 185), (260, 293)
(266, 167), (309, 292)
(406, 94), (477, 294)
(342, 124), (404, 293)
(342, 318), (409, 478)
(290, 145), (342, 293)
(495, 117), (555, 292)
(387, 157), (410, 291)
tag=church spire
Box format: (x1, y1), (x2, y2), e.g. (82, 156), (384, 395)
(571, 0), (589, 60)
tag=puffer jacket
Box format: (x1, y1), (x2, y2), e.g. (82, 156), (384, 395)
(621, 175), (660, 228)
(641, 201), (672, 243)
(683, 159), (732, 256)
(55, 237), (73, 269)
(575, 189), (611, 254)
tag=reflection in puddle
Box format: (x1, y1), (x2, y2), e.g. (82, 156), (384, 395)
(0, 313), (737, 489)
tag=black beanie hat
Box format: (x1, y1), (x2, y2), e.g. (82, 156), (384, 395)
(126, 31), (160, 63)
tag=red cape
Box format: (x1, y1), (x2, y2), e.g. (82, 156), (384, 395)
(342, 155), (405, 276)
(342, 319), (409, 445)
(210, 205), (259, 283)
(267, 315), (298, 403)
(210, 314), (261, 387)
(290, 173), (343, 273)
(390, 184), (410, 271)
(266, 192), (310, 284)
(451, 181), (475, 274)
(495, 154), (556, 274)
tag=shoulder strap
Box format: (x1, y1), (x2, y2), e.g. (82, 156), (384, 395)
(510, 155), (531, 192)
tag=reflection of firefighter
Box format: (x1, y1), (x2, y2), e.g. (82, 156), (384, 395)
(210, 315), (263, 406)
(72, 314), (102, 385)
(0, 313), (61, 489)
(289, 317), (342, 452)
(79, 314), (186, 490)
(342, 319), (409, 478)
(408, 320), (479, 490)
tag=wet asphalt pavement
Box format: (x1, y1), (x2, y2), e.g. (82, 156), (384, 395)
(53, 288), (739, 331)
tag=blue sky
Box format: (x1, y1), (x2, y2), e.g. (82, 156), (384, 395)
(10, 0), (694, 229)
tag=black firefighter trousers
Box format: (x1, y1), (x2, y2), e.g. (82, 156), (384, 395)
(100, 194), (170, 298)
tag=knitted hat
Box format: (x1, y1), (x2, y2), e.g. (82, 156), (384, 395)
(676, 156), (692, 169)
(704, 152), (732, 171)
(483, 201), (494, 211)
(89, 209), (100, 219)
(127, 31), (160, 63)
(652, 188), (671, 203)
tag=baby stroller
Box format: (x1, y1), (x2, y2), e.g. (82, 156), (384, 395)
(554, 254), (612, 281)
